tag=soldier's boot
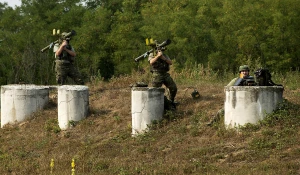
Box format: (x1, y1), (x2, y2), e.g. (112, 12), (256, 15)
(206, 116), (218, 126)
(164, 96), (177, 111)
(169, 89), (178, 110)
(207, 108), (224, 126)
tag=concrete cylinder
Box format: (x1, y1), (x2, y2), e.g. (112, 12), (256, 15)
(224, 86), (284, 128)
(57, 85), (89, 130)
(131, 87), (165, 136)
(1, 84), (49, 127)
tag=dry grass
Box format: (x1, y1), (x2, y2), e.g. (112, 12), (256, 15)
(0, 67), (300, 174)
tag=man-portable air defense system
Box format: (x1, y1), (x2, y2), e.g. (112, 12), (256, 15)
(134, 38), (171, 62)
(40, 29), (76, 53)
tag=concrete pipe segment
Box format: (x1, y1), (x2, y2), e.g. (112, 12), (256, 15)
(131, 87), (165, 136)
(58, 85), (89, 130)
(224, 86), (284, 128)
(1, 84), (49, 128)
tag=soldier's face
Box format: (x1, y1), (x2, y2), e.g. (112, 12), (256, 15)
(240, 70), (249, 76)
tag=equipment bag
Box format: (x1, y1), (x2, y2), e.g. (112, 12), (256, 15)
(254, 68), (282, 86)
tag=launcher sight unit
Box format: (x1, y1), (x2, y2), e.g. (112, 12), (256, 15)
(40, 29), (76, 53)
(134, 38), (171, 62)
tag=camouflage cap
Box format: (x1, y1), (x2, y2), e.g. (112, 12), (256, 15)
(239, 65), (250, 72)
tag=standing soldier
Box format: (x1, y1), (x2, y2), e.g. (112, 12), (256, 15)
(148, 48), (177, 110)
(53, 32), (84, 85)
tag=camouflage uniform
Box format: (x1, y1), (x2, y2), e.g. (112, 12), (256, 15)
(148, 52), (177, 107)
(53, 43), (84, 85)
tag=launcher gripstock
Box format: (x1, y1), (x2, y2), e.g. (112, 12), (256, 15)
(134, 39), (171, 62)
(233, 76), (256, 86)
(40, 29), (76, 53)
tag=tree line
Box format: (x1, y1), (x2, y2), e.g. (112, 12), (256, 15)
(0, 0), (299, 85)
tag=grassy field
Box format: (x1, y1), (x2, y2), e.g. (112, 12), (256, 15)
(0, 66), (300, 174)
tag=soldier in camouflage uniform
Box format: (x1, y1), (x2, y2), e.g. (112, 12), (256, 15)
(227, 65), (252, 86)
(207, 65), (252, 126)
(148, 50), (177, 110)
(53, 33), (84, 85)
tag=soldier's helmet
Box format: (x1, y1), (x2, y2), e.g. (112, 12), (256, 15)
(239, 65), (250, 72)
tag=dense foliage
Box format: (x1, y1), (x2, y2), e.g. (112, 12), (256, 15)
(0, 0), (300, 84)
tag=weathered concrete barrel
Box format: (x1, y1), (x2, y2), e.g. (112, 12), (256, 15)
(58, 85), (89, 130)
(1, 84), (49, 127)
(224, 86), (284, 128)
(131, 87), (165, 136)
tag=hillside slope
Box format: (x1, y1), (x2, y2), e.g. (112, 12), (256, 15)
(0, 74), (299, 175)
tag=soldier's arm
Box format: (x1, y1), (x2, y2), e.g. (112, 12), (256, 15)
(55, 40), (76, 57)
(149, 51), (172, 65)
(55, 40), (67, 57)
(64, 46), (76, 57)
(149, 51), (163, 65)
(161, 54), (172, 65)
(227, 77), (238, 86)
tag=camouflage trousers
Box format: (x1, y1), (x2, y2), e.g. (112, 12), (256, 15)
(151, 71), (177, 102)
(55, 61), (84, 85)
